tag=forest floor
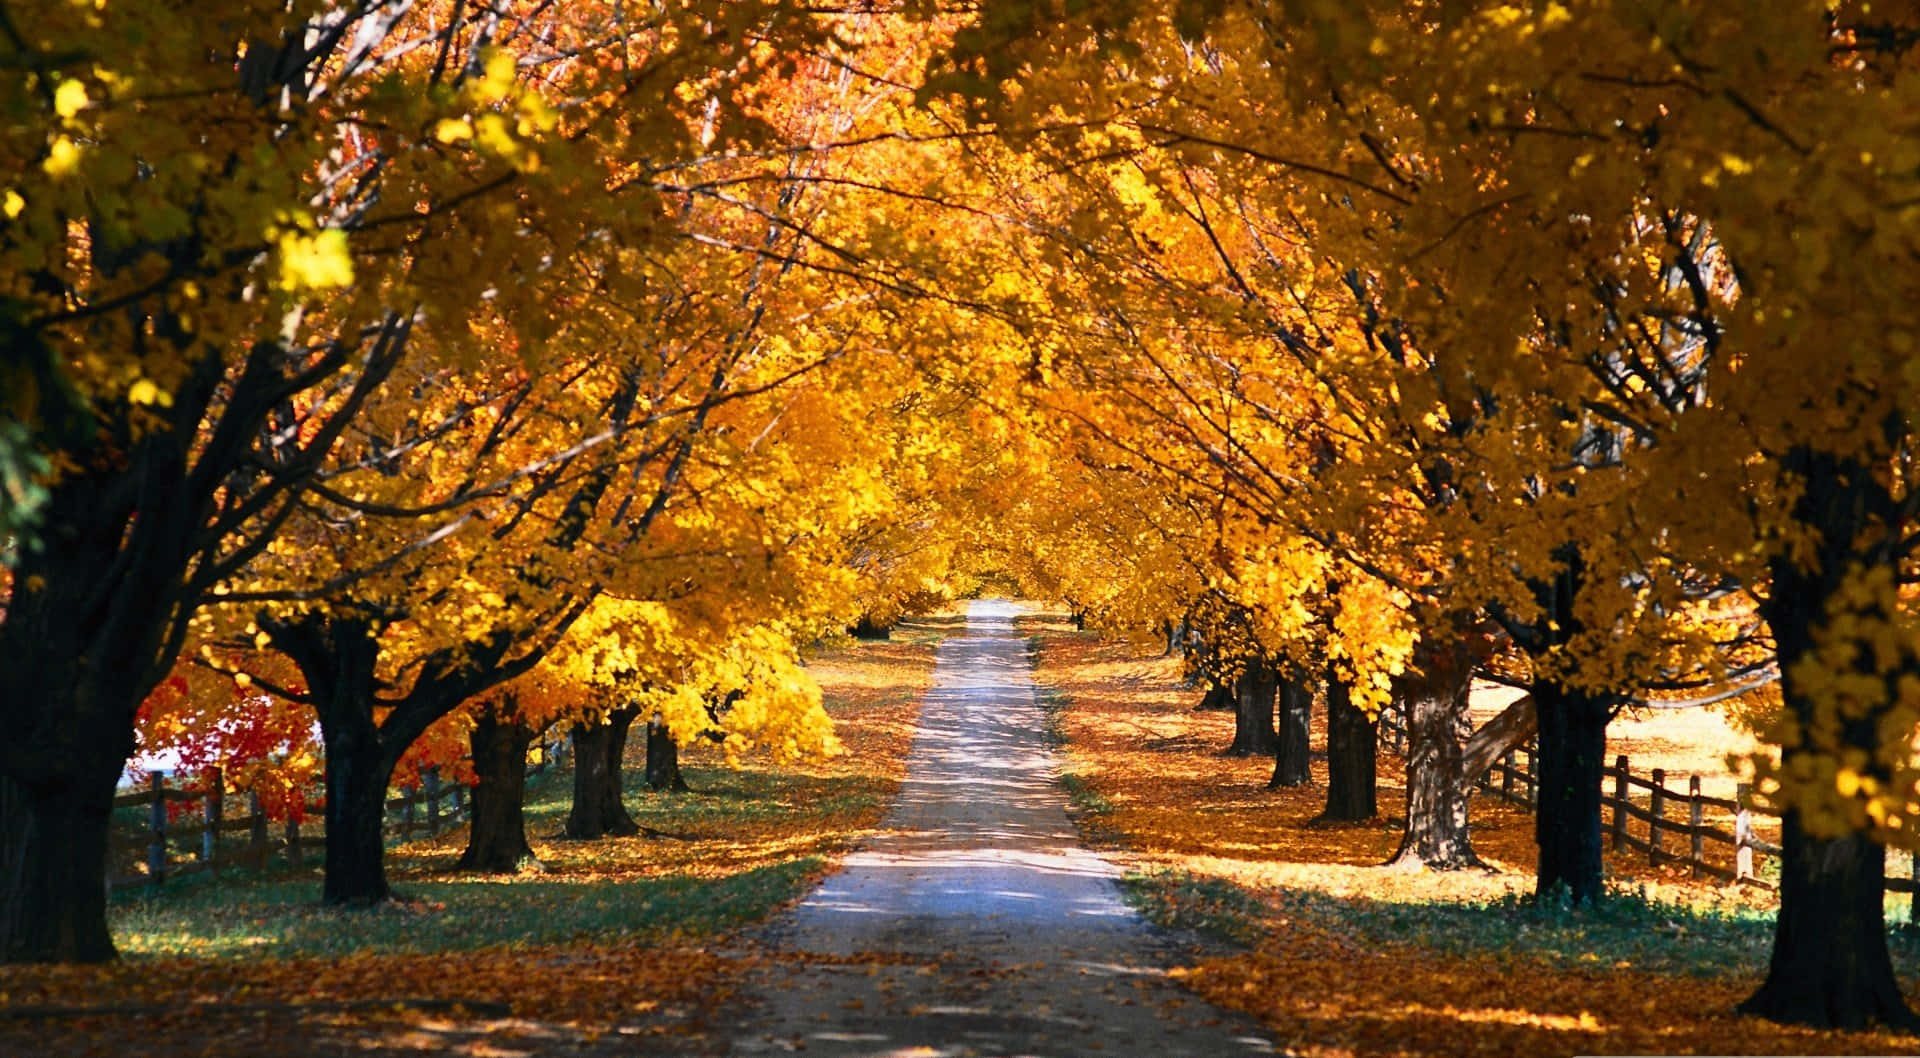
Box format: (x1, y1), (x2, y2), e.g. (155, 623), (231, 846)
(1018, 609), (1920, 1057)
(0, 613), (950, 1058)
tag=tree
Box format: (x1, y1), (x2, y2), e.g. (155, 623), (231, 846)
(1267, 674), (1313, 789)
(0, 0), (848, 957)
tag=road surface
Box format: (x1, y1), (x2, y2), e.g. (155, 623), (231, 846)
(727, 599), (1276, 1057)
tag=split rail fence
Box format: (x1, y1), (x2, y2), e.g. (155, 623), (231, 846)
(109, 732), (569, 895)
(1376, 709), (1920, 914)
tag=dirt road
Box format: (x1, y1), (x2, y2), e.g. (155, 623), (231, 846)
(727, 600), (1276, 1057)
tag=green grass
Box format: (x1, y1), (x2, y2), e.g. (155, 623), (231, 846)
(613, 764), (888, 831)
(1035, 683), (1069, 747)
(106, 756), (862, 960)
(1122, 868), (1268, 945)
(1058, 772), (1113, 816)
(109, 858), (821, 959)
(1121, 867), (1920, 980)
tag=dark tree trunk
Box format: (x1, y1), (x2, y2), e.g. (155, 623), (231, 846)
(1267, 675), (1312, 788)
(0, 391), (214, 962)
(1507, 540), (1612, 902)
(1739, 817), (1915, 1029)
(851, 614), (892, 640)
(1226, 656), (1279, 757)
(0, 762), (122, 962)
(458, 705), (538, 872)
(1193, 681), (1234, 711)
(321, 725), (400, 906)
(269, 609), (563, 906)
(275, 613), (402, 906)
(1387, 639), (1481, 869)
(1738, 446), (1917, 1029)
(566, 707), (640, 838)
(1316, 666), (1377, 822)
(646, 718), (691, 792)
(1532, 681), (1610, 903)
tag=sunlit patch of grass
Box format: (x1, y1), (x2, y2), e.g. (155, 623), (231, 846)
(112, 858), (823, 959)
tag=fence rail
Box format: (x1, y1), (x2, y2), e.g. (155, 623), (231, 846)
(107, 768), (470, 893)
(1375, 707), (1920, 910)
(108, 731), (569, 895)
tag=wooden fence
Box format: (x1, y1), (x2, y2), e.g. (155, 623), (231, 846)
(1376, 707), (1920, 913)
(108, 768), (466, 893)
(109, 732), (569, 894)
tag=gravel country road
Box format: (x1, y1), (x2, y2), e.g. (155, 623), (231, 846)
(726, 599), (1278, 1058)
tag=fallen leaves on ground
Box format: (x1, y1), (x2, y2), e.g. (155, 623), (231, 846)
(4, 628), (942, 1058)
(1022, 614), (1920, 1056)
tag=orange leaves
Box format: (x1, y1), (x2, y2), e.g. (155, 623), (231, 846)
(1031, 614), (1920, 1055)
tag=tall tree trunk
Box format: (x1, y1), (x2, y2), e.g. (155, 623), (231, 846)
(1739, 817), (1915, 1029)
(0, 762), (122, 962)
(279, 612), (401, 907)
(646, 717), (691, 792)
(1268, 675), (1312, 788)
(1387, 639), (1481, 869)
(1226, 656), (1279, 757)
(458, 705), (538, 872)
(1532, 681), (1610, 903)
(321, 725), (400, 906)
(1316, 665), (1376, 822)
(1740, 448), (1917, 1028)
(270, 609), (554, 905)
(566, 708), (640, 838)
(0, 431), (205, 962)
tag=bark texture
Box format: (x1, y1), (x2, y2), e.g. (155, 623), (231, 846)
(1226, 655), (1280, 758)
(275, 612), (405, 906)
(1738, 444), (1917, 1028)
(1316, 667), (1376, 822)
(458, 706), (539, 872)
(0, 766), (121, 962)
(1532, 682), (1610, 903)
(1738, 819), (1916, 1029)
(1267, 675), (1312, 788)
(646, 717), (691, 792)
(1387, 639), (1481, 869)
(566, 707), (640, 839)
(1193, 681), (1234, 712)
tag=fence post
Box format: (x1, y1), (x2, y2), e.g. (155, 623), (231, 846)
(202, 767), (223, 874)
(1611, 755), (1628, 851)
(248, 792), (269, 869)
(1688, 775), (1704, 879)
(401, 786), (416, 841)
(451, 783), (466, 821)
(146, 772), (167, 893)
(1734, 782), (1755, 884)
(425, 768), (441, 837)
(286, 815), (303, 870)
(1649, 768), (1668, 865)
(1501, 747), (1514, 800)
